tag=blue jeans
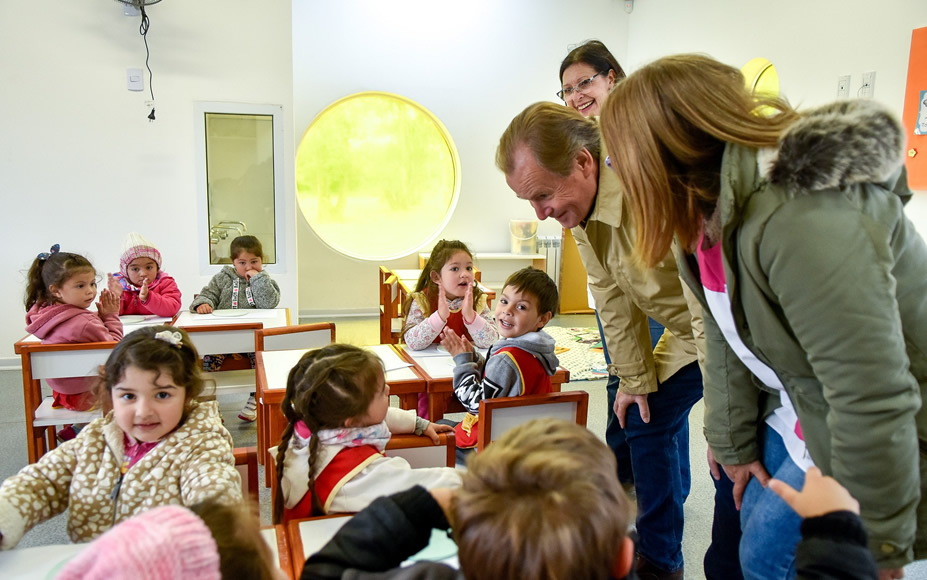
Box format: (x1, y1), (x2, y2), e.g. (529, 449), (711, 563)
(597, 311), (634, 485)
(740, 425), (804, 580)
(624, 339), (702, 572)
(705, 468), (745, 580)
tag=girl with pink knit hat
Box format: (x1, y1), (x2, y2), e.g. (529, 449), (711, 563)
(107, 232), (182, 318)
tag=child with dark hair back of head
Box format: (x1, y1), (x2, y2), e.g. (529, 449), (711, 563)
(189, 235), (280, 422)
(0, 325), (241, 550)
(441, 267), (559, 451)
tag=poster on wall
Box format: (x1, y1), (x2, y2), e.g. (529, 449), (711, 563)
(917, 90), (927, 135)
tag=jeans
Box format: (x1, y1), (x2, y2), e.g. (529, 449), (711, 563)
(597, 311), (634, 485)
(739, 425), (804, 580)
(623, 325), (702, 572)
(705, 468), (745, 580)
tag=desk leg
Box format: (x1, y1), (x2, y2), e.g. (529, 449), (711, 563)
(396, 393), (417, 411)
(264, 409), (288, 487)
(428, 393), (449, 422)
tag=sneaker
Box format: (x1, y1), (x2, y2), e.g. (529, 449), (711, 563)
(238, 394), (257, 422)
(57, 425), (77, 442)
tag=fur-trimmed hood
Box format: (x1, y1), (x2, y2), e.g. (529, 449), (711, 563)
(765, 99), (906, 192)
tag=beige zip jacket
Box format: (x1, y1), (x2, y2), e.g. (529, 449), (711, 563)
(571, 148), (702, 395)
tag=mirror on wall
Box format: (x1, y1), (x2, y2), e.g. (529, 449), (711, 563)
(204, 112), (276, 264)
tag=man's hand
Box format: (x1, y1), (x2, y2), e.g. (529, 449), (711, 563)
(614, 391), (650, 428)
(707, 446), (722, 481)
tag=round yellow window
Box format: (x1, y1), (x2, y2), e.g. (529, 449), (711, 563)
(296, 92), (460, 260)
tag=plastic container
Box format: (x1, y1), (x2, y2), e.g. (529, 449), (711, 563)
(510, 219), (538, 255)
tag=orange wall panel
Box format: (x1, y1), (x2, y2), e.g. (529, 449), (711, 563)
(903, 27), (927, 189)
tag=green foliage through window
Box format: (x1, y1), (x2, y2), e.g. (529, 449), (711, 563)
(296, 92), (460, 260)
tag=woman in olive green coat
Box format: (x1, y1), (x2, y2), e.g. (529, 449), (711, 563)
(599, 54), (927, 580)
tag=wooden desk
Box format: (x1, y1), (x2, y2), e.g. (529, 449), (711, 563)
(14, 315), (177, 463)
(255, 345), (427, 486)
(261, 525), (295, 579)
(398, 345), (571, 420)
(286, 514), (458, 577)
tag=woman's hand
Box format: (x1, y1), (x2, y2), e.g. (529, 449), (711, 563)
(423, 422), (454, 444)
(461, 282), (475, 323)
(97, 289), (120, 316)
(441, 328), (472, 357)
(106, 274), (123, 299)
(437, 284), (450, 323)
(196, 304), (214, 314)
(722, 460), (771, 510)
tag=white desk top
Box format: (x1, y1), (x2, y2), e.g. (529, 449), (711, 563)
(174, 308), (289, 329)
(295, 516), (458, 567)
(402, 345), (488, 379)
(259, 345), (417, 392)
(19, 315), (173, 345)
(0, 542), (84, 579)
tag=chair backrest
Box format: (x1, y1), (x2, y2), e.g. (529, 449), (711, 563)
(21, 342), (115, 380)
(234, 446), (259, 503)
(384, 432), (455, 468)
(256, 322), (336, 352)
(477, 390), (589, 451)
(379, 272), (405, 344)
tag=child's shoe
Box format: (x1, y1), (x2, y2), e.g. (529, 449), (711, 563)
(238, 394), (257, 422)
(57, 425), (77, 442)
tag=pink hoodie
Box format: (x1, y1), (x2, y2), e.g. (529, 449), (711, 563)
(25, 303), (123, 394)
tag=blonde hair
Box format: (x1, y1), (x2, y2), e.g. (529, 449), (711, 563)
(598, 53), (799, 266)
(496, 102), (600, 177)
(453, 418), (630, 580)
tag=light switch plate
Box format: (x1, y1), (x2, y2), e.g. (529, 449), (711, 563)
(127, 68), (143, 92)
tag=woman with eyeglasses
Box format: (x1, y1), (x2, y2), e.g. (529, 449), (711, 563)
(554, 41), (743, 580)
(558, 40), (624, 117)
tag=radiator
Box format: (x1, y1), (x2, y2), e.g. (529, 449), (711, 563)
(537, 235), (562, 288)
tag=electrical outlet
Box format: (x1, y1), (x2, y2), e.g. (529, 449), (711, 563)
(837, 75), (851, 98)
(860, 71), (876, 98)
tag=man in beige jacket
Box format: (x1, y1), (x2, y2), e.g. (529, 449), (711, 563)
(497, 102), (737, 580)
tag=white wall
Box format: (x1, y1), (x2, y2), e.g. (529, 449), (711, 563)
(0, 1), (295, 362)
(624, 0), (927, 226)
(292, 0), (630, 316)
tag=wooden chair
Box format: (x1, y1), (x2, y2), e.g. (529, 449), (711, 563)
(233, 446), (259, 504)
(268, 431), (455, 523)
(379, 270), (407, 344)
(477, 390), (589, 452)
(255, 322), (337, 474)
(14, 340), (112, 463)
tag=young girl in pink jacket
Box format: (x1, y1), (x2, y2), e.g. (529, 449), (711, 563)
(24, 245), (123, 437)
(106, 232), (182, 318)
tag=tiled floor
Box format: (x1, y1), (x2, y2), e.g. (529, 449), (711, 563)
(3, 316), (924, 579)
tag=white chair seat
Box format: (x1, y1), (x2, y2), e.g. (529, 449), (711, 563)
(34, 398), (102, 427)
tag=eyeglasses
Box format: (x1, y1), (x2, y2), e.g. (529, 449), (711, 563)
(557, 72), (604, 100)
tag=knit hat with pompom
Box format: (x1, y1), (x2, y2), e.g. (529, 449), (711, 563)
(119, 232), (162, 278)
(55, 505), (221, 580)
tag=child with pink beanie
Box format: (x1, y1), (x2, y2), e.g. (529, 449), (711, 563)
(107, 232), (182, 318)
(56, 502), (280, 580)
